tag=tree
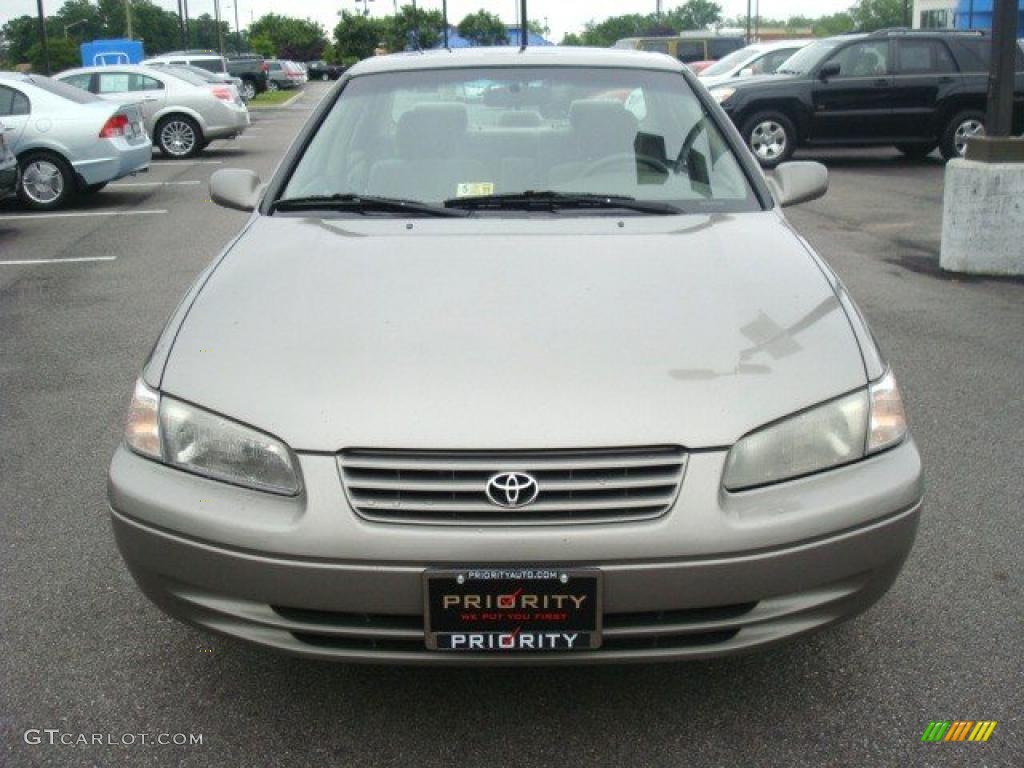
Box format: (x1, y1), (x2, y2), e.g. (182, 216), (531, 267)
(813, 12), (855, 36)
(249, 13), (327, 60)
(576, 14), (658, 47)
(457, 10), (506, 47)
(664, 0), (723, 31)
(848, 0), (904, 31)
(1, 15), (46, 65)
(560, 32), (584, 46)
(380, 5), (444, 53)
(334, 10), (382, 61)
(527, 19), (550, 39)
(29, 38), (79, 72)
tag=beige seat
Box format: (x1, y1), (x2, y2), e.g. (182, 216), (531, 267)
(549, 100), (639, 187)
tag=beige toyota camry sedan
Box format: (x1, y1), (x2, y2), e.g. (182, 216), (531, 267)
(108, 46), (923, 664)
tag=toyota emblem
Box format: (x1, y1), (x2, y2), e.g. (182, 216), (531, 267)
(486, 472), (539, 508)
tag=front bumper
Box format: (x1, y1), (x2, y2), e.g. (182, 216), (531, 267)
(108, 439), (923, 664)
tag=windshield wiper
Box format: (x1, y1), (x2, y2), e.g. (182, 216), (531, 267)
(444, 190), (683, 215)
(271, 193), (468, 217)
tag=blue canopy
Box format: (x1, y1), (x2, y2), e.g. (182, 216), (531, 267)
(432, 25), (553, 49)
(954, 0), (1024, 30)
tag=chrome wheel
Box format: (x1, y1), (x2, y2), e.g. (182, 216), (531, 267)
(241, 81), (256, 101)
(750, 120), (787, 162)
(954, 118), (984, 157)
(267, 80), (280, 92)
(21, 159), (65, 205)
(321, 73), (329, 82)
(159, 119), (197, 157)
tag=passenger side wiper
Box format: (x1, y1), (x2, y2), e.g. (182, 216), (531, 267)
(444, 190), (683, 215)
(271, 194), (469, 217)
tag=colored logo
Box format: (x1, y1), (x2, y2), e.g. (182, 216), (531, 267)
(921, 721), (997, 742)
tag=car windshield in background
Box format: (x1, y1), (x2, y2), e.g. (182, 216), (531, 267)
(776, 40), (841, 74)
(282, 66), (759, 214)
(701, 48), (760, 76)
(24, 75), (101, 104)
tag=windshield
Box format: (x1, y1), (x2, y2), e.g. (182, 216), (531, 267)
(25, 75), (101, 104)
(700, 47), (761, 77)
(282, 66), (758, 214)
(776, 40), (841, 74)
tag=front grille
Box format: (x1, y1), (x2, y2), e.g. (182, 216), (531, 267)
(338, 446), (687, 525)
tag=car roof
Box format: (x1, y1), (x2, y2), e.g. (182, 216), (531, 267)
(754, 38), (815, 51)
(347, 46), (686, 77)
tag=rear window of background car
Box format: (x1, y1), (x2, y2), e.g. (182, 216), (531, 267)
(0, 85), (30, 116)
(897, 40), (956, 74)
(26, 76), (99, 104)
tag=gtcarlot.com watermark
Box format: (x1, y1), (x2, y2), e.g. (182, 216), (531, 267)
(24, 729), (203, 747)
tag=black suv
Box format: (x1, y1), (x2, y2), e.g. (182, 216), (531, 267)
(708, 29), (1024, 167)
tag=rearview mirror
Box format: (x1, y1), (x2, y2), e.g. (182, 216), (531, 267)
(210, 169), (263, 212)
(818, 62), (840, 80)
(767, 161), (828, 207)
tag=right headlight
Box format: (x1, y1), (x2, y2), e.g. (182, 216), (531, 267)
(723, 369), (907, 491)
(123, 378), (302, 496)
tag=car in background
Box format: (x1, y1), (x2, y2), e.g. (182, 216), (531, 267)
(227, 54), (270, 100)
(306, 60), (345, 81)
(0, 123), (19, 200)
(699, 39), (813, 88)
(708, 29), (1024, 167)
(56, 64), (249, 159)
(614, 33), (745, 67)
(145, 50), (229, 76)
(286, 61), (308, 85)
(266, 59), (304, 91)
(0, 73), (149, 209)
(144, 61), (248, 103)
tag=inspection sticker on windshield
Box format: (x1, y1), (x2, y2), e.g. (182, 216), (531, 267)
(456, 182), (494, 198)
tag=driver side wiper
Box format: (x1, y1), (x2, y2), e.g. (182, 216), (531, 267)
(444, 190), (683, 215)
(271, 193), (469, 217)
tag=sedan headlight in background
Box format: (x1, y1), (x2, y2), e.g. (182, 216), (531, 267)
(723, 370), (907, 491)
(710, 87), (735, 104)
(123, 379), (301, 495)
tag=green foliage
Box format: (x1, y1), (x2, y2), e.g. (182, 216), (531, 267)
(457, 10), (507, 47)
(247, 34), (275, 58)
(333, 10), (382, 61)
(249, 13), (327, 61)
(527, 20), (550, 38)
(28, 37), (80, 72)
(813, 12), (856, 36)
(663, 0), (723, 31)
(380, 5), (444, 53)
(848, 0), (906, 31)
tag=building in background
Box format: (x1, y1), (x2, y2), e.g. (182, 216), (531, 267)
(952, 0), (1024, 30)
(914, 0), (957, 28)
(915, 0), (1024, 29)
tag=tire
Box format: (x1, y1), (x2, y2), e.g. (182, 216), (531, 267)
(321, 73), (329, 82)
(82, 182), (108, 195)
(266, 79), (280, 92)
(940, 110), (985, 160)
(740, 111), (796, 169)
(896, 143), (936, 160)
(241, 80), (257, 101)
(17, 151), (76, 211)
(156, 115), (203, 159)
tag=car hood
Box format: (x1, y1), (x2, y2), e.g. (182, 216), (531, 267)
(714, 73), (802, 91)
(161, 213), (866, 451)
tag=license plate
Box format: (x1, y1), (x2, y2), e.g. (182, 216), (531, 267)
(424, 567), (601, 652)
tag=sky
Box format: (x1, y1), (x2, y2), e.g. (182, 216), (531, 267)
(2, 1), (851, 42)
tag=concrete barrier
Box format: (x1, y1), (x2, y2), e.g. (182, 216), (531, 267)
(940, 158), (1024, 277)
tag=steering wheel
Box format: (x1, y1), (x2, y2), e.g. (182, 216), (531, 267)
(582, 153), (671, 178)
(676, 117), (709, 172)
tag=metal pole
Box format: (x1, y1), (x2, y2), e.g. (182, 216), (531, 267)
(520, 0), (528, 49)
(183, 0), (191, 48)
(35, 0), (51, 75)
(125, 0), (133, 39)
(985, 0), (1019, 136)
(745, 0), (751, 43)
(214, 0), (225, 56)
(443, 0), (448, 48)
(177, 0), (187, 48)
(234, 1), (241, 54)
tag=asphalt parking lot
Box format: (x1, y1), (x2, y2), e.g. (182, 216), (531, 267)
(1, 80), (1021, 767)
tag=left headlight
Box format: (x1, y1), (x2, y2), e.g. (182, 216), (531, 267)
(123, 379), (302, 496)
(723, 370), (907, 491)
(710, 87), (735, 104)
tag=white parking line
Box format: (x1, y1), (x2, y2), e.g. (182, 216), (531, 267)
(0, 256), (117, 266)
(111, 180), (201, 187)
(149, 160), (224, 166)
(0, 209), (167, 221)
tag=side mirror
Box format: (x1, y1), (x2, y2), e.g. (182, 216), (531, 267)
(767, 161), (828, 207)
(210, 168), (262, 211)
(818, 62), (840, 80)
(738, 67), (754, 78)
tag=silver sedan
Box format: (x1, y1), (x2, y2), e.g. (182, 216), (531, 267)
(0, 73), (150, 210)
(56, 64), (249, 159)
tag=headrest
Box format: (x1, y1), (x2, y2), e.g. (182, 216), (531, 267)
(568, 99), (639, 159)
(396, 103), (468, 159)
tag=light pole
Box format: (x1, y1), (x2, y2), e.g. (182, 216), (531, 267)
(63, 18), (87, 38)
(35, 0), (51, 75)
(213, 0), (225, 56)
(125, 0), (133, 39)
